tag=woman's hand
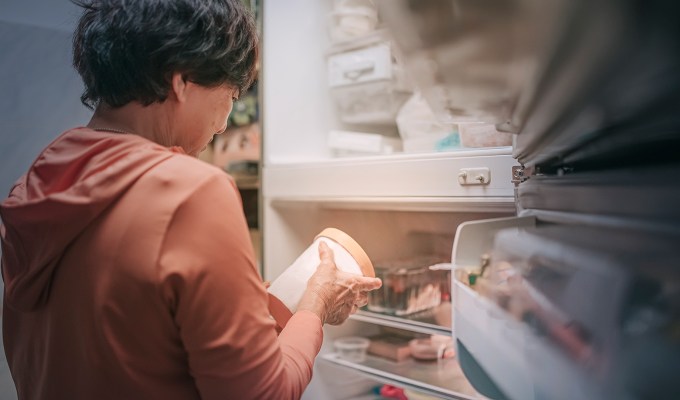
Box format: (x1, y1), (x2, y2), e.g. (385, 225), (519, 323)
(297, 241), (382, 325)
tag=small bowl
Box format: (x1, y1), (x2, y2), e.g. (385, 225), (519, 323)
(334, 336), (370, 362)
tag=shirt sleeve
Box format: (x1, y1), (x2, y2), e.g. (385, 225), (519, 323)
(157, 170), (323, 400)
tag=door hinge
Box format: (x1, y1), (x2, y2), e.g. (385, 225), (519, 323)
(511, 165), (527, 186)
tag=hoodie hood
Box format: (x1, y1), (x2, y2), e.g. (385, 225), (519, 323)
(1, 128), (184, 312)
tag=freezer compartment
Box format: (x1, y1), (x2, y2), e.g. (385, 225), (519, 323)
(453, 221), (680, 400)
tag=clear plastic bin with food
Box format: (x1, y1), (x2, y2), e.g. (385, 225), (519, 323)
(367, 256), (449, 316)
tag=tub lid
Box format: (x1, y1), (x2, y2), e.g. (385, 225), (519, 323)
(316, 228), (375, 278)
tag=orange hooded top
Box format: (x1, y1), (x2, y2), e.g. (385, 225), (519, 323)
(0, 128), (323, 400)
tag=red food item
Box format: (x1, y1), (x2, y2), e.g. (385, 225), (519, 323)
(380, 385), (408, 400)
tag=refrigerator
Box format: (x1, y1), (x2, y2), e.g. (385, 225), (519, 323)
(260, 0), (679, 400)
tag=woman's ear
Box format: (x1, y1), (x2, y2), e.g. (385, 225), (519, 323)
(170, 72), (189, 103)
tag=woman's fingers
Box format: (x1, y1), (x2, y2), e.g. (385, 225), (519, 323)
(355, 276), (382, 291)
(317, 243), (382, 292)
(317, 241), (336, 270)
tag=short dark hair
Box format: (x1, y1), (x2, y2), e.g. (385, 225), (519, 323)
(72, 0), (259, 110)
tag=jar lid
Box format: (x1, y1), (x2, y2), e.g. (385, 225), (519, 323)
(316, 227), (375, 278)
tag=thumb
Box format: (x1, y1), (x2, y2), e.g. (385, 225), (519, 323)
(317, 241), (336, 270)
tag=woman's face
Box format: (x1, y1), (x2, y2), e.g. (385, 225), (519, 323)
(175, 81), (238, 157)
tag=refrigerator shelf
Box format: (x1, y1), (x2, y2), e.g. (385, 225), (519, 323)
(350, 306), (451, 337)
(264, 149), (517, 199)
(321, 353), (482, 400)
(267, 146), (512, 165)
(270, 196), (515, 213)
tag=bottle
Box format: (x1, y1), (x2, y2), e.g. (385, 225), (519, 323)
(267, 227), (374, 328)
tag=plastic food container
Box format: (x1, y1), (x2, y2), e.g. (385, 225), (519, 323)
(332, 80), (412, 125)
(329, 0), (378, 42)
(328, 43), (412, 125)
(367, 256), (446, 315)
(329, 9), (378, 42)
(328, 129), (402, 157)
(335, 337), (371, 362)
(457, 122), (513, 148)
(267, 228), (374, 329)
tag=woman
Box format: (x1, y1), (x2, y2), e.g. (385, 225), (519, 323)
(0, 1), (382, 399)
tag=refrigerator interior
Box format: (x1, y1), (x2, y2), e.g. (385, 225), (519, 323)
(261, 0), (518, 398)
(262, 0), (679, 399)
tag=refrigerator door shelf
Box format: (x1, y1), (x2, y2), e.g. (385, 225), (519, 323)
(452, 220), (680, 400)
(449, 216), (537, 399)
(453, 279), (533, 400)
(454, 277), (605, 400)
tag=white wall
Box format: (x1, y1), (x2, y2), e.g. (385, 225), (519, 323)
(0, 2), (92, 399)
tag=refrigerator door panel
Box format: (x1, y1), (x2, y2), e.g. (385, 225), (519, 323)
(451, 217), (537, 400)
(511, 0), (680, 168)
(452, 221), (680, 400)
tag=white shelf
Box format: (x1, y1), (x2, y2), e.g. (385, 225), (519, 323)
(271, 196), (515, 213)
(263, 149), (517, 199)
(321, 353), (482, 400)
(268, 147), (512, 165)
(350, 306), (451, 337)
